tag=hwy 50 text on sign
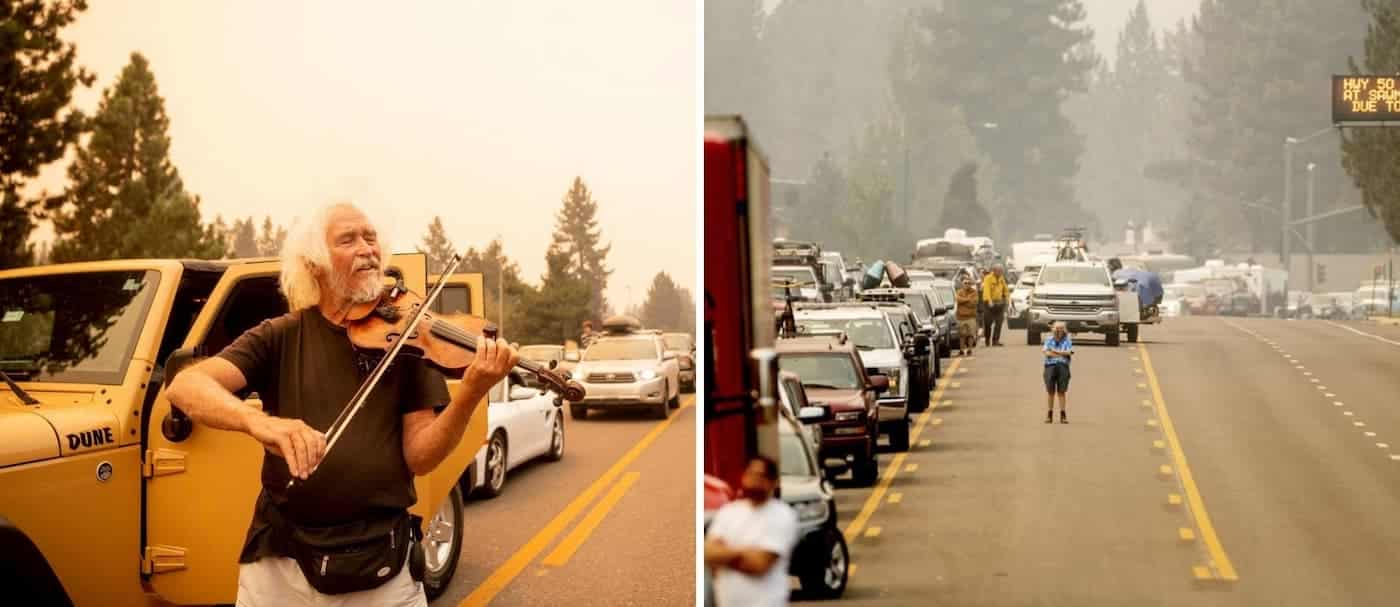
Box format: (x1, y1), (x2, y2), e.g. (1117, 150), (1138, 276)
(1333, 75), (1400, 124)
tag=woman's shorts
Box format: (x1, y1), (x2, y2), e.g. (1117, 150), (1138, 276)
(1043, 364), (1071, 393)
(957, 319), (978, 338)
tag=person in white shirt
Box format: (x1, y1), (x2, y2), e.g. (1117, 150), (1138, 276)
(704, 456), (799, 607)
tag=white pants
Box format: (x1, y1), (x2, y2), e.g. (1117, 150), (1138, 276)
(236, 553), (427, 607)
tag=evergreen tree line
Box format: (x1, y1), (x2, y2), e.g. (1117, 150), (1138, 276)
(1, 3), (698, 346)
(707, 0), (1399, 263)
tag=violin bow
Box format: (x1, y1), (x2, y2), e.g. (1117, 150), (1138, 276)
(289, 253), (465, 489)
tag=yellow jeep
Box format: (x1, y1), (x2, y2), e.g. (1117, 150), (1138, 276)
(0, 254), (486, 605)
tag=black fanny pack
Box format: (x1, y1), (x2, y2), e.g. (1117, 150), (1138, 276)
(265, 506), (424, 595)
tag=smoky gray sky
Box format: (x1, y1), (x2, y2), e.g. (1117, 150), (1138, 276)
(1083, 0), (1198, 64)
(29, 0), (696, 311)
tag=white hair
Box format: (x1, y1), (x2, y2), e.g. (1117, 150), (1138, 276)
(278, 202), (392, 310)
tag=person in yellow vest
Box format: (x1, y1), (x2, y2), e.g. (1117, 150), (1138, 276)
(981, 264), (1010, 346)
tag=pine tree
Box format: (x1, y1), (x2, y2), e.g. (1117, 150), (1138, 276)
(904, 0), (1098, 242)
(416, 216), (457, 274)
(46, 53), (223, 262)
(516, 245), (593, 345)
(457, 239), (533, 332)
(203, 214), (231, 259)
(0, 0), (94, 268)
(938, 163), (991, 236)
(639, 271), (695, 334)
(550, 178), (613, 322)
(1342, 0), (1400, 245)
(230, 217), (258, 258)
(256, 216), (286, 257)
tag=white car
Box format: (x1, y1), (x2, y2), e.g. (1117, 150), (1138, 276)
(462, 377), (566, 499)
(571, 330), (682, 419)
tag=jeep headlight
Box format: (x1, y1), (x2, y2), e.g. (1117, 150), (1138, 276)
(792, 499), (828, 524)
(640, 369), (658, 380)
(835, 410), (864, 422)
(881, 367), (901, 391)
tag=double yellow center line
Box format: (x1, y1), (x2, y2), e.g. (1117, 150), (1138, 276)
(1138, 343), (1238, 582)
(459, 400), (690, 606)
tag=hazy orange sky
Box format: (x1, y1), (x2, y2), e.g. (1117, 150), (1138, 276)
(29, 1), (696, 312)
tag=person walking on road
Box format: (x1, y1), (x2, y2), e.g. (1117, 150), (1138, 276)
(981, 264), (1010, 347)
(1043, 322), (1073, 424)
(704, 456), (799, 607)
(955, 277), (980, 356)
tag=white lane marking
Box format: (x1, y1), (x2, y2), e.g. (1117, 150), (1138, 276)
(1334, 401), (1345, 406)
(1366, 432), (1378, 437)
(1310, 378), (1320, 383)
(1295, 365), (1305, 369)
(1391, 455), (1400, 461)
(1344, 411), (1355, 416)
(1304, 372), (1313, 376)
(1325, 393), (1336, 397)
(1378, 443), (1390, 449)
(1355, 421), (1367, 427)
(1326, 321), (1400, 347)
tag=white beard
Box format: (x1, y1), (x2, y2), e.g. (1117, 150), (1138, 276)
(330, 264), (384, 305)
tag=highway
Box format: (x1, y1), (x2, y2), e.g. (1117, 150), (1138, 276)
(432, 395), (696, 607)
(796, 318), (1400, 606)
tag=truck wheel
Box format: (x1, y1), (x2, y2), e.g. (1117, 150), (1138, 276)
(851, 450), (879, 486)
(1027, 329), (1041, 346)
(799, 528), (849, 599)
(1106, 329), (1121, 347)
(1126, 324), (1139, 343)
(888, 421), (910, 452)
(570, 404), (587, 420)
(422, 485), (464, 601)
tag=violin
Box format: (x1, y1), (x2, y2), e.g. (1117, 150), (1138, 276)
(341, 271), (585, 403)
(291, 255), (585, 489)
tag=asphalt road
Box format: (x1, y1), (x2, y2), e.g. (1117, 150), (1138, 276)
(796, 317), (1400, 606)
(433, 394), (696, 607)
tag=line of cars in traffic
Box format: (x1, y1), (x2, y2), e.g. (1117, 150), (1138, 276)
(463, 318), (696, 499)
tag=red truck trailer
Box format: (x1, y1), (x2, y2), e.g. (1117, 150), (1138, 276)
(703, 116), (780, 490)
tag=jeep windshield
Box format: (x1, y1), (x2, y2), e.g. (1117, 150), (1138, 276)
(0, 270), (160, 384)
(778, 354), (862, 390)
(1038, 266), (1110, 286)
(583, 338), (657, 361)
(796, 318), (894, 350)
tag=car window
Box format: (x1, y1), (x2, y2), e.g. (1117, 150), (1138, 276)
(582, 338), (658, 361)
(903, 294), (932, 321)
(1038, 266), (1111, 286)
(796, 317), (894, 350)
(773, 267), (818, 286)
(663, 334), (693, 351)
(779, 427), (815, 477)
(778, 353), (862, 389)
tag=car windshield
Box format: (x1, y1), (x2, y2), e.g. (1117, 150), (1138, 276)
(902, 294), (932, 321)
(778, 353), (862, 390)
(663, 334), (693, 351)
(797, 317), (894, 350)
(779, 427), (814, 477)
(519, 346), (563, 361)
(583, 338), (657, 361)
(0, 270), (160, 384)
(773, 267), (817, 287)
(1038, 266), (1110, 286)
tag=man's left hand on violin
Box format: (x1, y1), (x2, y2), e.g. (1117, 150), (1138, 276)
(463, 336), (519, 389)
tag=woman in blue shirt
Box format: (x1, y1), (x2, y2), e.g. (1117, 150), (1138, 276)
(1043, 322), (1073, 423)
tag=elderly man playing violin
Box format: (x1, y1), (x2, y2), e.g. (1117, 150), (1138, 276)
(166, 202), (518, 607)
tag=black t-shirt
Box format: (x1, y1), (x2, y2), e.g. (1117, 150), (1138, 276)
(217, 308), (452, 563)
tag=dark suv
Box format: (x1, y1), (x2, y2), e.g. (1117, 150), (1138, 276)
(777, 336), (885, 486)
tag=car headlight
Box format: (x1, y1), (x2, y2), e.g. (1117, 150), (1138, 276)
(791, 499), (828, 524)
(834, 410), (863, 422)
(881, 367), (901, 392)
(640, 369), (658, 380)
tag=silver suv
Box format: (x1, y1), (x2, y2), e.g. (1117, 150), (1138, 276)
(1026, 261), (1121, 346)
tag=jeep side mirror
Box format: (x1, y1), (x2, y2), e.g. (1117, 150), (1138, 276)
(934, 305), (948, 316)
(161, 347), (200, 442)
(912, 334), (930, 355)
(1114, 279), (1129, 288)
(868, 375), (889, 395)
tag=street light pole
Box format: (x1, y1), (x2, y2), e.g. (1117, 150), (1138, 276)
(1282, 138), (1294, 309)
(1305, 162), (1316, 291)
